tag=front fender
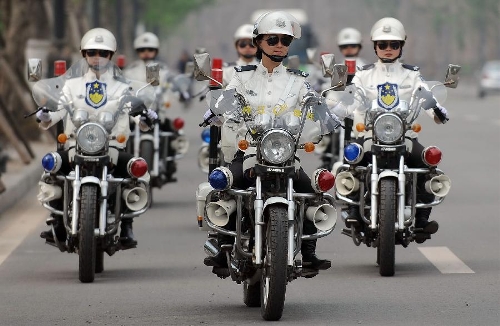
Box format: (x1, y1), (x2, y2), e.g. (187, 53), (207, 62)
(263, 197), (289, 211)
(80, 176), (101, 185)
(378, 170), (398, 182)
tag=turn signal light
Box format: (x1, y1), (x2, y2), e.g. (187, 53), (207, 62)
(412, 123), (422, 133)
(116, 134), (126, 143)
(356, 123), (366, 132)
(238, 139), (249, 151)
(304, 142), (315, 153)
(57, 133), (67, 144)
(164, 101), (171, 108)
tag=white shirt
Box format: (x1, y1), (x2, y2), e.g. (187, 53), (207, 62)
(351, 59), (437, 139)
(222, 57), (259, 88)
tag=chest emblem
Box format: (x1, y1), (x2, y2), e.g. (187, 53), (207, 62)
(85, 80), (107, 108)
(377, 82), (399, 110)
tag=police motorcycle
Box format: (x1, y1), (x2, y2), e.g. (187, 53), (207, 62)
(333, 64), (461, 277)
(27, 58), (157, 283)
(194, 53), (342, 321)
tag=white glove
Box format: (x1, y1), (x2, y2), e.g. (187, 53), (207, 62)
(145, 109), (158, 121)
(436, 103), (448, 118)
(203, 109), (222, 126)
(434, 103), (449, 123)
(36, 109), (51, 122)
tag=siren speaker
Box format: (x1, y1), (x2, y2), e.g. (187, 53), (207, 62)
(306, 204), (337, 231)
(425, 175), (451, 197)
(335, 171), (360, 196)
(197, 146), (210, 173)
(206, 199), (236, 227)
(37, 182), (62, 203)
(122, 187), (148, 211)
(171, 135), (189, 155)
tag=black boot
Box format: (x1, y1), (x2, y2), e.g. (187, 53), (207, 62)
(345, 204), (364, 231)
(40, 216), (66, 243)
(120, 219), (137, 247)
(415, 207), (439, 234)
(301, 239), (331, 271)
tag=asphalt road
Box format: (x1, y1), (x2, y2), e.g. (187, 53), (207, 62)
(0, 82), (498, 326)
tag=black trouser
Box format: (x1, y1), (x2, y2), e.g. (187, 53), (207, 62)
(219, 151), (318, 252)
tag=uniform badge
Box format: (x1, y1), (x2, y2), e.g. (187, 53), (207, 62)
(377, 82), (399, 110)
(85, 80), (107, 108)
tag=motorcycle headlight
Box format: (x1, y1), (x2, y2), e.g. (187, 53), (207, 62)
(373, 113), (404, 144)
(260, 130), (295, 164)
(76, 123), (108, 154)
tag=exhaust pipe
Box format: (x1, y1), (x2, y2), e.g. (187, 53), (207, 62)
(204, 238), (220, 257)
(306, 203), (337, 231)
(335, 171), (360, 196)
(425, 174), (451, 197)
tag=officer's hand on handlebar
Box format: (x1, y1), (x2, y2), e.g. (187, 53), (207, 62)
(36, 107), (51, 122)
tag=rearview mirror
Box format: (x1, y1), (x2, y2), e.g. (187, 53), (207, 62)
(27, 58), (42, 82)
(306, 48), (317, 64)
(331, 64), (348, 91)
(443, 64), (461, 88)
(287, 55), (300, 70)
(320, 53), (336, 78)
(193, 53), (211, 81)
(146, 63), (160, 86)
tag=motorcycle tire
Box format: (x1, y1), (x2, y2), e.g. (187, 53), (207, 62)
(79, 184), (98, 283)
(243, 281), (261, 307)
(260, 205), (288, 321)
(378, 178), (396, 277)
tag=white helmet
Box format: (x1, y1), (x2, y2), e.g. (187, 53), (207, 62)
(234, 24), (254, 41)
(80, 28), (117, 52)
(252, 11), (302, 39)
(370, 17), (406, 41)
(133, 32), (160, 50)
(337, 27), (362, 46)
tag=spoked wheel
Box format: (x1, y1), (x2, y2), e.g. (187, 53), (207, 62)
(79, 184), (98, 283)
(378, 178), (396, 277)
(243, 281), (261, 307)
(260, 205), (288, 321)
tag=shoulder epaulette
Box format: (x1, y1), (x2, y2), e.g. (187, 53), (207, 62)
(360, 63), (375, 71)
(286, 68), (309, 77)
(113, 75), (129, 84)
(234, 65), (257, 72)
(402, 63), (420, 71)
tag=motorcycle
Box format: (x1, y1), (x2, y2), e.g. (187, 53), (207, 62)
(28, 58), (157, 283)
(127, 69), (190, 195)
(193, 53), (343, 321)
(333, 63), (461, 276)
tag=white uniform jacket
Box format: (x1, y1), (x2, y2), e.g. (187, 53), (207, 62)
(222, 57), (259, 88)
(351, 59), (438, 139)
(39, 69), (134, 149)
(221, 62), (313, 164)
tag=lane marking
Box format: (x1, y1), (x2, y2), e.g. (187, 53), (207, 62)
(418, 246), (474, 274)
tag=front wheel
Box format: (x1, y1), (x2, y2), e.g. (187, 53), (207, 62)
(260, 205), (288, 321)
(79, 184), (98, 283)
(378, 178), (396, 277)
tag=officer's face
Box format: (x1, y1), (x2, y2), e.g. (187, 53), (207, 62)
(235, 38), (257, 57)
(375, 41), (401, 60)
(137, 48), (158, 61)
(339, 44), (361, 57)
(259, 34), (293, 57)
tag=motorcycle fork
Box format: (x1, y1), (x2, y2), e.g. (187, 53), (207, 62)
(98, 166), (109, 237)
(152, 123), (160, 177)
(287, 178), (295, 267)
(397, 156), (406, 231)
(254, 176), (263, 265)
(370, 154), (378, 230)
(70, 165), (81, 236)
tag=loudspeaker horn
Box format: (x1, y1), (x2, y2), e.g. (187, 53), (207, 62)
(425, 174), (451, 197)
(335, 171), (360, 196)
(306, 204), (337, 231)
(122, 187), (148, 211)
(206, 199), (236, 227)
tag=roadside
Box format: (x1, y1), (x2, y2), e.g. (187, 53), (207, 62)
(0, 139), (54, 216)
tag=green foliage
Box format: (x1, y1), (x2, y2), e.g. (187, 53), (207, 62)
(141, 0), (215, 32)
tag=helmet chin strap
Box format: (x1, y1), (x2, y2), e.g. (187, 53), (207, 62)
(262, 50), (287, 62)
(242, 54), (255, 59)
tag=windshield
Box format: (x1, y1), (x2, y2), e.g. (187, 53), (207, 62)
(31, 58), (155, 130)
(207, 88), (340, 143)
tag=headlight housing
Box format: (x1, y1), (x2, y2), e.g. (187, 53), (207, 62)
(260, 129), (295, 165)
(76, 123), (108, 154)
(373, 113), (404, 144)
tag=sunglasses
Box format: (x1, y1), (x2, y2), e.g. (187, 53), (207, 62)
(137, 48), (157, 53)
(237, 41), (256, 48)
(85, 50), (112, 57)
(377, 41), (401, 50)
(339, 44), (360, 50)
(264, 35), (293, 47)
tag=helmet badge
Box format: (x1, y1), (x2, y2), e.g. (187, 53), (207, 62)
(276, 18), (286, 28)
(382, 25), (391, 33)
(95, 35), (103, 43)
